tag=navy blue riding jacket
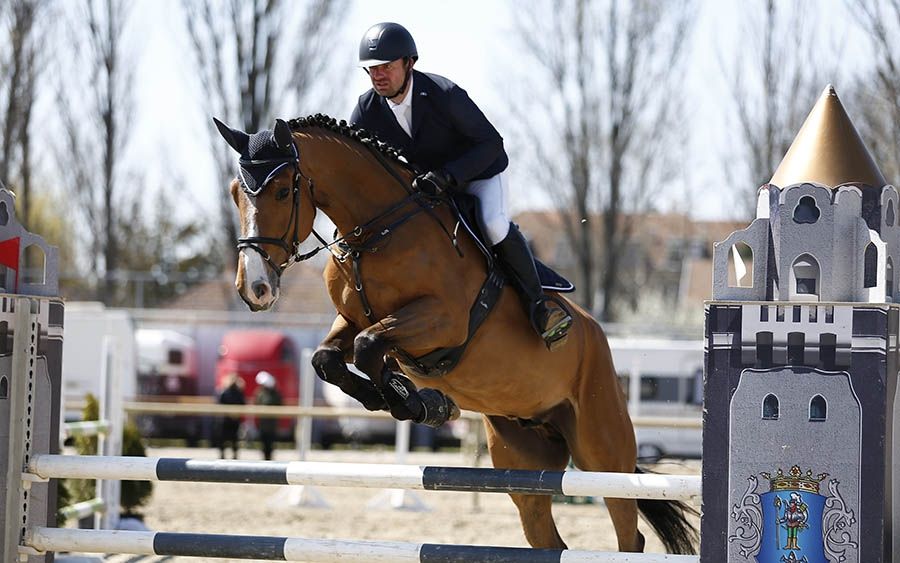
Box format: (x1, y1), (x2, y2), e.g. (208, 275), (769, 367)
(350, 70), (508, 184)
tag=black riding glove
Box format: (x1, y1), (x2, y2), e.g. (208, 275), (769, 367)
(413, 169), (455, 195)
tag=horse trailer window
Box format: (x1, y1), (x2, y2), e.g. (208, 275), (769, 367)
(168, 349), (184, 365)
(639, 376), (684, 402)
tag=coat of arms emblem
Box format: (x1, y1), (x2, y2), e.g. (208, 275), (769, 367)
(759, 466), (827, 562)
(729, 465), (858, 562)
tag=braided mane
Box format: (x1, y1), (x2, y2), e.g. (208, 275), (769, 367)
(288, 113), (418, 174)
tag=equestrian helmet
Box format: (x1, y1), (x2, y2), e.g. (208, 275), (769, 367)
(358, 22), (417, 67)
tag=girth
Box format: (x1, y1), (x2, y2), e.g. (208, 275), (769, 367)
(392, 266), (505, 378)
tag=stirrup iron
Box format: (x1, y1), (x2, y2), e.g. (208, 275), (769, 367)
(531, 295), (573, 351)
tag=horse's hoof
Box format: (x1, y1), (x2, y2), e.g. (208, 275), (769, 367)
(417, 388), (459, 428)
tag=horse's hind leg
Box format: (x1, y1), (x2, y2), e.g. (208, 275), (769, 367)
(563, 382), (644, 552)
(484, 414), (570, 549)
(312, 315), (387, 411)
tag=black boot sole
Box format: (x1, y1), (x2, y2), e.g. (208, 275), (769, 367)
(541, 315), (573, 351)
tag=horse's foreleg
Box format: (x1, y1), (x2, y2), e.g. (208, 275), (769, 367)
(483, 414), (570, 549)
(311, 315), (387, 411)
(353, 298), (462, 427)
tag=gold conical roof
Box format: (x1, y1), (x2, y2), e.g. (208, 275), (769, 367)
(769, 85), (886, 188)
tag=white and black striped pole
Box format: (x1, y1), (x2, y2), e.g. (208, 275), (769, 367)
(27, 455), (701, 501)
(25, 527), (700, 562)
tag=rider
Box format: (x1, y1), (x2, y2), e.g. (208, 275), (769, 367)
(350, 22), (572, 350)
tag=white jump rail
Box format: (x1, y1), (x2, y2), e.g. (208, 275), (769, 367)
(61, 420), (111, 439)
(27, 455), (702, 501)
(24, 527), (701, 562)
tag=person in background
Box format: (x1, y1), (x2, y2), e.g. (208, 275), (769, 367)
(216, 373), (245, 459)
(253, 371), (282, 461)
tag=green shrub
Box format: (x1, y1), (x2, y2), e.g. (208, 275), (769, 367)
(120, 419), (153, 515)
(66, 394), (100, 504)
(58, 393), (153, 522)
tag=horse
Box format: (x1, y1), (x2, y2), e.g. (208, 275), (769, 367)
(214, 114), (698, 554)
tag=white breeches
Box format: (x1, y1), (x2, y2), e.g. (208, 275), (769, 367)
(463, 173), (510, 245)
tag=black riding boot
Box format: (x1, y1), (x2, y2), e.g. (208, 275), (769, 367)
(494, 224), (573, 350)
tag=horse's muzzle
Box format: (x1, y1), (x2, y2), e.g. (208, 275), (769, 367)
(235, 254), (280, 311)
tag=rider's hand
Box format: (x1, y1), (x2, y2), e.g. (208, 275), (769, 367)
(414, 169), (455, 195)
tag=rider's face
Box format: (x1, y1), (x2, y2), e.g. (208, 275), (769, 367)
(367, 58), (409, 99)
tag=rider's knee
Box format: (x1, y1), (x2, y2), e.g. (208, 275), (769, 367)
(484, 218), (511, 246)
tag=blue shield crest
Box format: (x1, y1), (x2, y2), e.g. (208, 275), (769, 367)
(758, 489), (826, 563)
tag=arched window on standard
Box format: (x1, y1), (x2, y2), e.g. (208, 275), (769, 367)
(727, 242), (753, 288)
(809, 395), (827, 421)
(762, 394), (779, 420)
(888, 257), (895, 301)
(790, 254), (821, 300)
(23, 244), (46, 285)
(864, 243), (878, 288)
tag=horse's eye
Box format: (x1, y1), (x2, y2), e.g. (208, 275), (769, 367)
(275, 187), (291, 201)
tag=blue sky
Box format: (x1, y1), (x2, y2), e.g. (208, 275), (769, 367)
(127, 0), (865, 222)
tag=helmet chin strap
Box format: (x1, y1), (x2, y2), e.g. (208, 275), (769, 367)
(384, 61), (413, 100)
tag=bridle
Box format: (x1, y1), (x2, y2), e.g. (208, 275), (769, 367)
(235, 135), (459, 299)
(234, 144), (327, 276)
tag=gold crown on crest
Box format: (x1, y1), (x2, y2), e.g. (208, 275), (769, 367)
(760, 465), (828, 494)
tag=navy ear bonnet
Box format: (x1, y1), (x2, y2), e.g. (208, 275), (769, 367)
(213, 118), (298, 195)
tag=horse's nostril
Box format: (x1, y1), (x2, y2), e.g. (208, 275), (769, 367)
(251, 280), (270, 300)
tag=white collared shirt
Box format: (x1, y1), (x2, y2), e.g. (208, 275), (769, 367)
(386, 75), (414, 137)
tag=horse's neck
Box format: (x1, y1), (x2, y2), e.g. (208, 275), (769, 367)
(305, 133), (412, 235)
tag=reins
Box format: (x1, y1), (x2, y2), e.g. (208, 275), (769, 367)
(237, 126), (462, 322)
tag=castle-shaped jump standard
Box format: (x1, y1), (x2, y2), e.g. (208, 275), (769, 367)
(702, 86), (899, 562)
(0, 181), (64, 563)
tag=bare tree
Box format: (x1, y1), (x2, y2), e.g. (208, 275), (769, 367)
(0, 0), (50, 228)
(114, 182), (225, 308)
(847, 0), (900, 183)
(510, 0), (693, 321)
(725, 0), (834, 215)
(182, 0), (346, 269)
(56, 0), (134, 303)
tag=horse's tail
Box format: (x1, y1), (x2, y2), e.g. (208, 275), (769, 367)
(634, 466), (700, 555)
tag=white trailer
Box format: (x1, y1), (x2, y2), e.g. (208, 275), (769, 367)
(61, 302), (137, 409)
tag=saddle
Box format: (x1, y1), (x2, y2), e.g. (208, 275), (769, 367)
(453, 193), (575, 292)
(392, 192), (574, 378)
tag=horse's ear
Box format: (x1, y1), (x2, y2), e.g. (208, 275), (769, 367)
(213, 117), (249, 154)
(273, 119), (293, 151)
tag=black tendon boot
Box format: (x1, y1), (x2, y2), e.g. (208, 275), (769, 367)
(494, 224), (573, 351)
(381, 371), (460, 428)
